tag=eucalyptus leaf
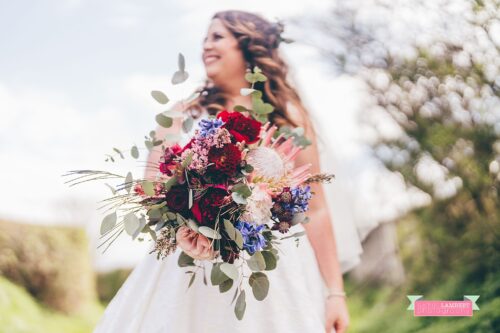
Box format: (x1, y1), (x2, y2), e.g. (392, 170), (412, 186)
(234, 229), (244, 249)
(261, 251), (277, 271)
(155, 113), (173, 128)
(112, 148), (124, 159)
(247, 251), (266, 271)
(240, 88), (256, 96)
(100, 212), (117, 235)
(244, 72), (256, 84)
(154, 221), (166, 231)
(198, 226), (221, 240)
(124, 172), (133, 193)
(234, 105), (250, 113)
(182, 117), (194, 133)
(147, 208), (161, 220)
(234, 290), (246, 320)
(231, 192), (247, 205)
(232, 184), (252, 198)
(178, 53), (186, 72)
(249, 272), (269, 301)
(291, 212), (306, 225)
(178, 251), (195, 267)
(149, 228), (157, 242)
(188, 273), (196, 288)
(223, 219), (236, 240)
(151, 90), (169, 104)
(172, 70), (189, 85)
(162, 110), (184, 118)
(166, 212), (177, 220)
(219, 278), (233, 293)
(144, 140), (153, 151)
(188, 188), (193, 209)
(104, 183), (116, 195)
(186, 218), (198, 231)
(142, 181), (155, 196)
(123, 212), (140, 236)
(220, 263), (239, 281)
(150, 201), (167, 210)
(164, 176), (178, 191)
(210, 263), (230, 285)
(182, 152), (193, 168)
(131, 145), (139, 159)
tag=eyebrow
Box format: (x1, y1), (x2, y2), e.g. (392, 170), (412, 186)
(203, 32), (222, 42)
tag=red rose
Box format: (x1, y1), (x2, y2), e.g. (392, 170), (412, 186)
(191, 187), (229, 227)
(217, 110), (262, 144)
(207, 143), (242, 176)
(164, 185), (189, 213)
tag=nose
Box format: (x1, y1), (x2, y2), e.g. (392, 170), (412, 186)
(203, 37), (213, 51)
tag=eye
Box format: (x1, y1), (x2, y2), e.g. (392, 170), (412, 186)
(213, 33), (223, 40)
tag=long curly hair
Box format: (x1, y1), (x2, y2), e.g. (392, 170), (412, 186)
(187, 10), (311, 129)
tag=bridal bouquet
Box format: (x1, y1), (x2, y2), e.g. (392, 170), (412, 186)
(64, 65), (333, 320)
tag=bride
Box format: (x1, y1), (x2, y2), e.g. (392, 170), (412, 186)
(94, 10), (350, 333)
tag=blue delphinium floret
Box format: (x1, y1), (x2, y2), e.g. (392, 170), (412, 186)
(289, 185), (312, 213)
(198, 118), (224, 138)
(234, 221), (267, 255)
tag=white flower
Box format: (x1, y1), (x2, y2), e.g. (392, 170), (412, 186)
(241, 183), (274, 225)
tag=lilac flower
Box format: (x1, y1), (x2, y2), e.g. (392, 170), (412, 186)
(234, 221), (267, 255)
(198, 118), (224, 138)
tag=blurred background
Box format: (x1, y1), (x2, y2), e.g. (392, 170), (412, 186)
(1, 0), (499, 332)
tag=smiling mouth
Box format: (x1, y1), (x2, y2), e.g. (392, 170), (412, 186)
(204, 55), (220, 65)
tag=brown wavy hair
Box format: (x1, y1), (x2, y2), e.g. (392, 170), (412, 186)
(188, 10), (311, 130)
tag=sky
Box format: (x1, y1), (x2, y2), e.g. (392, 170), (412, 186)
(0, 0), (422, 271)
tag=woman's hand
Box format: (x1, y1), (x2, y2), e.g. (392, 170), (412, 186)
(176, 226), (218, 260)
(325, 296), (350, 333)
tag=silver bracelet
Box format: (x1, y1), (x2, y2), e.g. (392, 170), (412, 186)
(326, 289), (346, 300)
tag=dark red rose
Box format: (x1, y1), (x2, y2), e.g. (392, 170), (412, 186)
(207, 143), (242, 176)
(191, 187), (229, 226)
(164, 185), (189, 213)
(217, 110), (262, 144)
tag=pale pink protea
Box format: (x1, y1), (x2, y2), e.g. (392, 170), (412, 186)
(245, 123), (312, 190)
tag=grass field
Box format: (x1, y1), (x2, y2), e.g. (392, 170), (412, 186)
(346, 271), (500, 333)
(0, 276), (104, 333)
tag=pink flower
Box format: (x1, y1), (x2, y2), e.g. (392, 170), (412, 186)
(175, 225), (218, 260)
(241, 183), (274, 225)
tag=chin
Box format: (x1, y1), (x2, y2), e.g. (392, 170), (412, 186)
(205, 66), (223, 82)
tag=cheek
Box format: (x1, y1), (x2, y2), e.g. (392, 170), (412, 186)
(221, 48), (246, 70)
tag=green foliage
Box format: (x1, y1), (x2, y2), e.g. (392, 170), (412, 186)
(0, 220), (97, 314)
(345, 270), (500, 333)
(0, 276), (104, 333)
(321, 0), (500, 287)
(96, 269), (132, 304)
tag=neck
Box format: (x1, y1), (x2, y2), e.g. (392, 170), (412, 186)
(216, 75), (252, 110)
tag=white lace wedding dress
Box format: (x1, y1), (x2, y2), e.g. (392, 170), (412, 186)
(93, 110), (336, 333)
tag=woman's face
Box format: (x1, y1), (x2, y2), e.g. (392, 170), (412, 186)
(202, 18), (247, 86)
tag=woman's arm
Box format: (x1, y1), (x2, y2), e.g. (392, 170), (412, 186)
(286, 103), (344, 291)
(293, 129), (344, 292)
(287, 103), (349, 333)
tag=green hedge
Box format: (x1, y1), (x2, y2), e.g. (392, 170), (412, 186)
(0, 220), (97, 314)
